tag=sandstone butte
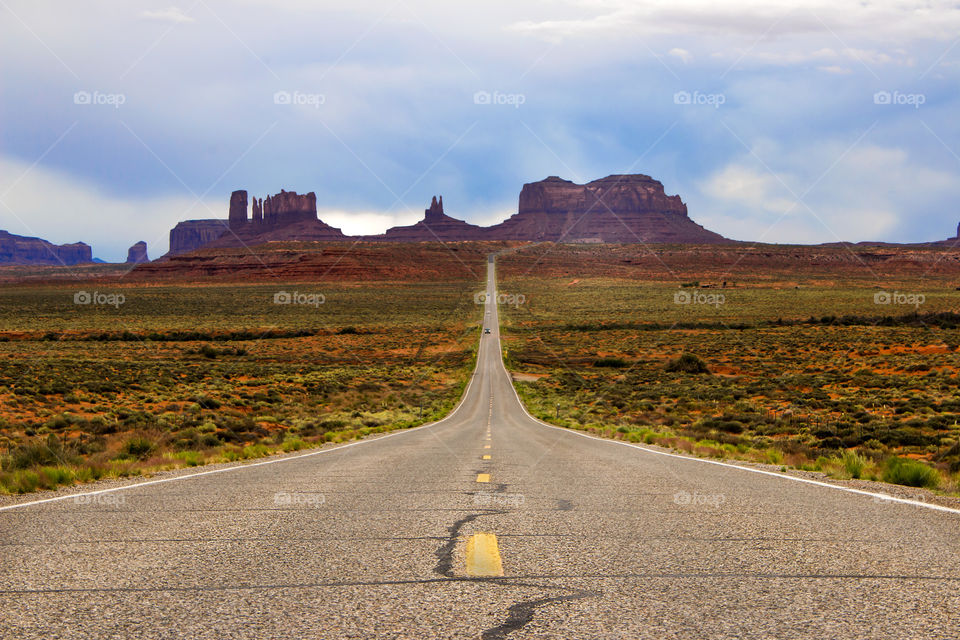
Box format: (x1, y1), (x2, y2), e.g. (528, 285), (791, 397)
(0, 230), (92, 265)
(125, 241), (149, 264)
(163, 174), (729, 255)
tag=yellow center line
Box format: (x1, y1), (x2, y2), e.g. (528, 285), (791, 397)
(482, 454), (491, 460)
(484, 444), (491, 449)
(476, 473), (490, 483)
(465, 532), (504, 577)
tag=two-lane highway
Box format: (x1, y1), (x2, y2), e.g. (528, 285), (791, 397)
(2, 258), (959, 639)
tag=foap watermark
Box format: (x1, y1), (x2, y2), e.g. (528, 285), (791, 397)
(73, 493), (126, 507)
(673, 490), (726, 508)
(673, 90), (725, 109)
(273, 491), (325, 507)
(474, 290), (526, 308)
(73, 90), (126, 108)
(473, 90), (526, 108)
(674, 289), (725, 308)
(874, 290), (924, 309)
(74, 291), (125, 308)
(474, 491), (525, 508)
(873, 90), (925, 109)
(273, 90), (325, 109)
(274, 291), (325, 307)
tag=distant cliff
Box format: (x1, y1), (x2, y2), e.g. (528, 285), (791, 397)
(168, 220), (230, 256)
(485, 175), (727, 243)
(163, 175), (730, 254)
(0, 230), (92, 265)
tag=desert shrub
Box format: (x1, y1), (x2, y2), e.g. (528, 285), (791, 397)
(842, 450), (866, 479)
(882, 457), (940, 489)
(281, 438), (309, 452)
(121, 437), (155, 460)
(594, 357), (628, 368)
(665, 354), (710, 374)
(172, 451), (203, 467)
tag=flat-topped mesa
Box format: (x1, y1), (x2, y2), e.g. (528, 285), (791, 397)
(261, 189), (317, 227)
(229, 189), (318, 230)
(0, 230), (91, 265)
(490, 174), (726, 243)
(168, 220), (230, 256)
(517, 174), (686, 216)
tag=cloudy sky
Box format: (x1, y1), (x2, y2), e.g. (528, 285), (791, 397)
(1, 0), (959, 261)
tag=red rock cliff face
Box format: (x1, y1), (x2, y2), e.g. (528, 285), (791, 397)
(490, 175), (726, 243)
(168, 220), (230, 256)
(125, 241), (149, 264)
(0, 230), (92, 265)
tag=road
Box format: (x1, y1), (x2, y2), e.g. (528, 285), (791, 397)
(2, 257), (959, 639)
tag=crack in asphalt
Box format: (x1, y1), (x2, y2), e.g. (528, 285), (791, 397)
(481, 587), (601, 640)
(433, 510), (506, 578)
(432, 510), (599, 638)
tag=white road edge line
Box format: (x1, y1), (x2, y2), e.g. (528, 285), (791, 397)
(0, 305), (490, 513)
(489, 263), (960, 517)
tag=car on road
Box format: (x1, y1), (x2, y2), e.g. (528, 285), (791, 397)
(484, 328), (491, 334)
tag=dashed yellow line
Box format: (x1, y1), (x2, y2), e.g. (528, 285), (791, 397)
(482, 454), (491, 460)
(484, 444), (491, 449)
(465, 533), (504, 577)
(476, 473), (490, 483)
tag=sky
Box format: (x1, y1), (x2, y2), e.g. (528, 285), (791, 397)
(1, 0), (959, 261)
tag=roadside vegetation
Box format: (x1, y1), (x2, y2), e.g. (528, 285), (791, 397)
(0, 279), (483, 494)
(498, 248), (960, 495)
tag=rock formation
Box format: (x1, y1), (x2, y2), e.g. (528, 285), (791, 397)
(229, 189), (318, 230)
(168, 220), (231, 256)
(367, 195), (487, 242)
(165, 175), (730, 255)
(486, 175), (727, 243)
(125, 241), (149, 264)
(0, 230), (92, 265)
(228, 191), (248, 229)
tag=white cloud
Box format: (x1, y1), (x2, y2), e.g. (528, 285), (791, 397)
(140, 7), (195, 23)
(694, 141), (960, 244)
(0, 155), (215, 262)
(317, 210), (420, 236)
(668, 47), (692, 64)
(817, 65), (853, 74)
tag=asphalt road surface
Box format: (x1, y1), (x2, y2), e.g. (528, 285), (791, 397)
(2, 258), (959, 639)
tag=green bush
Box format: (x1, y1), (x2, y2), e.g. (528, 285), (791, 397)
(882, 457), (940, 489)
(842, 450), (866, 479)
(121, 437), (155, 460)
(665, 354), (710, 374)
(594, 357), (628, 368)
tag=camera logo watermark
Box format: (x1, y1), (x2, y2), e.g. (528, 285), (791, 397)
(873, 90), (925, 109)
(474, 491), (525, 508)
(674, 289), (724, 308)
(74, 291), (125, 308)
(673, 90), (725, 109)
(273, 491), (325, 507)
(273, 291), (325, 307)
(273, 90), (325, 109)
(473, 90), (526, 108)
(673, 490), (725, 508)
(474, 290), (526, 308)
(73, 493), (126, 506)
(874, 291), (924, 309)
(73, 90), (126, 108)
